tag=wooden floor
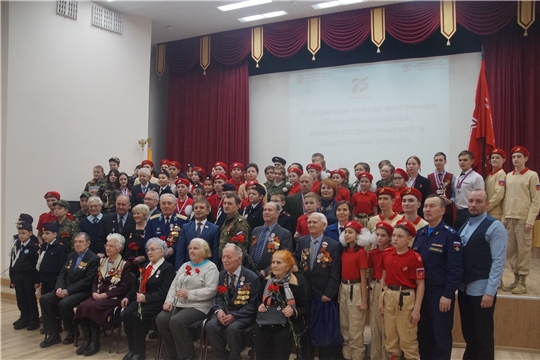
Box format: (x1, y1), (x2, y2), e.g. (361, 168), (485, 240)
(1, 300), (539, 360)
(499, 259), (540, 297)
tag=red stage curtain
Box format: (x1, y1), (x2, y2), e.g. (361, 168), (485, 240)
(165, 60), (249, 172)
(166, 37), (199, 74)
(212, 28), (251, 66)
(321, 9), (370, 51)
(456, 1), (516, 35)
(264, 19), (306, 58)
(386, 1), (440, 44)
(484, 22), (540, 172)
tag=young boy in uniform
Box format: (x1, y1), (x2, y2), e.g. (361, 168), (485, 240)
(10, 221), (40, 330)
(485, 148), (506, 221)
(379, 219), (425, 360)
(367, 187), (403, 233)
(294, 192), (320, 238)
(37, 223), (68, 296)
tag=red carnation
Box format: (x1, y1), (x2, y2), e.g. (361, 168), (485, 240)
(217, 285), (228, 294)
(195, 268), (200, 274)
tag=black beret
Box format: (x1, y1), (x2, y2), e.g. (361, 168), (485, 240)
(222, 184), (236, 192)
(272, 156), (286, 165)
(249, 183), (267, 196)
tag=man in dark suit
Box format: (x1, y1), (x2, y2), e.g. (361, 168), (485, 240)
(144, 191), (161, 218)
(176, 199), (220, 269)
(152, 169), (174, 199)
(207, 244), (260, 360)
(97, 195), (135, 257)
(249, 202), (293, 277)
(130, 168), (159, 208)
(284, 174), (314, 233)
(39, 232), (99, 347)
(294, 212), (341, 360)
(78, 196), (104, 254)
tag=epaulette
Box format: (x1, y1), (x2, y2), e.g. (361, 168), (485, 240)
(444, 225), (457, 234)
(175, 214), (188, 220)
(282, 212), (291, 217)
(150, 213), (162, 220)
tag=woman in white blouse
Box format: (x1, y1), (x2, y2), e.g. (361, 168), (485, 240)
(155, 238), (219, 360)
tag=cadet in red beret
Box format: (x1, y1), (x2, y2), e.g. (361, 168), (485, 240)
(175, 178), (194, 217)
(380, 219), (424, 360)
(330, 169), (351, 202)
(502, 145), (540, 294)
(307, 163), (323, 193)
(37, 191), (74, 244)
(190, 166), (205, 192)
(351, 172), (378, 228)
(400, 188), (428, 233)
(227, 162), (245, 192)
(485, 148), (507, 220)
(159, 159), (170, 172)
(391, 168), (409, 214)
(287, 167), (303, 195)
(208, 174), (228, 219)
(368, 221), (394, 360)
(367, 187), (402, 232)
(213, 162), (228, 175)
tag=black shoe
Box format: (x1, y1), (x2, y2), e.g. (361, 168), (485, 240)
(63, 330), (76, 345)
(14, 322), (29, 330)
(40, 332), (62, 348)
(148, 330), (158, 339)
(13, 318), (23, 326)
(131, 354), (146, 360)
(27, 323), (40, 331)
(122, 351), (135, 360)
(83, 341), (100, 356)
(76, 340), (90, 355)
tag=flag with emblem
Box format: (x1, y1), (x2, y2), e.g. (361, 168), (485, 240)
(498, 179), (505, 186)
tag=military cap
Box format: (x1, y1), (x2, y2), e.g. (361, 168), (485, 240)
(18, 221), (33, 232)
(159, 159), (170, 167)
(159, 169), (170, 178)
(272, 156), (286, 166)
(330, 169), (346, 179)
(288, 167), (303, 176)
(491, 148), (507, 159)
(222, 184), (237, 192)
(230, 162), (244, 171)
(18, 213), (34, 225)
(400, 187), (422, 202)
(141, 160), (154, 168)
(212, 174), (228, 182)
(192, 166), (206, 178)
(248, 183), (266, 196)
(213, 162), (228, 171)
(80, 191), (92, 199)
(376, 187), (396, 198)
(344, 220), (363, 233)
(306, 163), (322, 172)
(175, 178), (190, 187)
(375, 221), (394, 235)
(169, 161), (182, 170)
(42, 222), (59, 233)
(394, 219), (417, 237)
(53, 199), (70, 211)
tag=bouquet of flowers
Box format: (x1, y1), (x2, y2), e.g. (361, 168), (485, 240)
(138, 266), (151, 320)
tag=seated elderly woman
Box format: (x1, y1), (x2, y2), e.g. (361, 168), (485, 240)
(155, 238), (219, 360)
(255, 249), (309, 360)
(120, 238), (174, 360)
(74, 233), (132, 356)
(123, 204), (149, 271)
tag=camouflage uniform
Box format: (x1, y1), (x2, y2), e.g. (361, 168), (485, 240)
(73, 210), (89, 228)
(376, 178), (394, 189)
(84, 178), (106, 195)
(56, 218), (78, 250)
(99, 184), (122, 214)
(219, 213), (251, 257)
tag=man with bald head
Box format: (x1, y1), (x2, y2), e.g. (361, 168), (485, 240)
(284, 174), (314, 235)
(294, 212), (341, 359)
(97, 195), (135, 257)
(457, 190), (507, 360)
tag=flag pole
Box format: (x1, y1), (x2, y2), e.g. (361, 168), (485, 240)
(480, 45), (486, 178)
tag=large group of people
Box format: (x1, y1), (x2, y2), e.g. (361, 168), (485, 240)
(8, 148), (540, 360)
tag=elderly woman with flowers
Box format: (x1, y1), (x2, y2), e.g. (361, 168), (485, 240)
(155, 238), (219, 360)
(74, 233), (132, 356)
(120, 238), (174, 360)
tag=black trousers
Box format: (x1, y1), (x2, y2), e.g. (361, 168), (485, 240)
(12, 274), (39, 325)
(40, 291), (89, 333)
(122, 301), (158, 355)
(255, 325), (293, 360)
(206, 315), (252, 360)
(418, 286), (454, 360)
(458, 290), (496, 360)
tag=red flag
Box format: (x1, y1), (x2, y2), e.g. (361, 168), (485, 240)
(468, 60), (496, 176)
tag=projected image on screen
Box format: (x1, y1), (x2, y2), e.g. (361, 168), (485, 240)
(289, 59), (449, 170)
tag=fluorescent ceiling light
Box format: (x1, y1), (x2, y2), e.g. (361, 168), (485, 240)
(218, 0), (272, 12)
(312, 0), (364, 10)
(238, 10), (287, 22)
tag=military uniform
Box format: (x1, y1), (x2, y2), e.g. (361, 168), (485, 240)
(73, 209), (89, 227)
(37, 240), (68, 295)
(412, 222), (463, 360)
(266, 181), (287, 201)
(145, 213), (188, 268)
(99, 184), (122, 214)
(376, 178), (393, 189)
(367, 213), (402, 233)
(219, 213), (250, 257)
(485, 168), (506, 220)
(56, 218), (77, 250)
(84, 178), (106, 195)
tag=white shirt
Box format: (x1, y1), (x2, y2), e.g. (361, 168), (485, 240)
(453, 169), (485, 210)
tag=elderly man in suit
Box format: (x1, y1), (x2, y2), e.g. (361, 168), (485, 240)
(176, 199), (221, 268)
(207, 244), (260, 360)
(294, 212), (342, 360)
(38, 232), (99, 347)
(284, 174), (314, 234)
(130, 168), (159, 208)
(249, 202), (293, 277)
(97, 195), (135, 257)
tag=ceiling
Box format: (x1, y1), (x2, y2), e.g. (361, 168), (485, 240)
(98, 0), (405, 44)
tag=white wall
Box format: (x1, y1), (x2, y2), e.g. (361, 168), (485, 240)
(2, 1), (152, 270)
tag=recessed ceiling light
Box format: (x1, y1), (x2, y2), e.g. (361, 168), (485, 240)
(218, 0), (272, 12)
(312, 0), (365, 10)
(238, 10), (287, 23)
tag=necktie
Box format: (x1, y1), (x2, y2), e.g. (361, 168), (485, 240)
(310, 239), (319, 269)
(118, 216), (124, 232)
(93, 217), (99, 224)
(228, 273), (237, 297)
(253, 227), (269, 264)
(142, 186), (147, 194)
(460, 172), (465, 176)
(165, 217), (170, 226)
(196, 222), (202, 237)
(339, 226), (344, 234)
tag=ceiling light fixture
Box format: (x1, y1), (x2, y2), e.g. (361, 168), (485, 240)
(238, 10), (287, 22)
(312, 0), (365, 10)
(218, 0), (272, 12)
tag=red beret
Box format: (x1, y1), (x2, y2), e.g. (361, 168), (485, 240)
(212, 174), (228, 182)
(230, 162), (244, 170)
(330, 169), (346, 179)
(288, 167), (303, 176)
(159, 159), (170, 167)
(491, 148), (506, 159)
(375, 221), (394, 235)
(306, 163), (322, 172)
(141, 160), (154, 168)
(376, 187), (396, 198)
(245, 180), (259, 188)
(214, 162), (228, 171)
(192, 166), (206, 178)
(44, 191), (61, 200)
(511, 146), (529, 157)
(344, 220), (363, 233)
(169, 161), (181, 170)
(394, 168), (409, 181)
(394, 219), (417, 237)
(356, 171), (373, 182)
(174, 178), (190, 187)
(401, 187), (422, 202)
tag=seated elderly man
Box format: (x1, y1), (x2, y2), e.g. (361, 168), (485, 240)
(131, 168), (159, 208)
(38, 233), (99, 347)
(207, 244), (260, 360)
